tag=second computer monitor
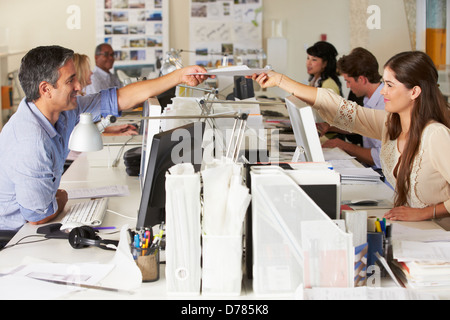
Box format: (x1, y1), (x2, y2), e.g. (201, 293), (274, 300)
(285, 95), (325, 163)
(136, 121), (206, 229)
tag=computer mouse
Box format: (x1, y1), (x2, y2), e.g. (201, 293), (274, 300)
(60, 222), (85, 231)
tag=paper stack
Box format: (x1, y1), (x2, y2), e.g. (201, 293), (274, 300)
(390, 224), (450, 290)
(334, 167), (382, 184)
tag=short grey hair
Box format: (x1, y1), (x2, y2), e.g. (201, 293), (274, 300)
(19, 46), (74, 101)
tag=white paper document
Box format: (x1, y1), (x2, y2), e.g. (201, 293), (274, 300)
(0, 263), (115, 299)
(68, 185), (130, 199)
(394, 241), (450, 263)
(189, 65), (271, 77)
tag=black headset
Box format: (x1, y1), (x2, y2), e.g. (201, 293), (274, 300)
(68, 226), (119, 251)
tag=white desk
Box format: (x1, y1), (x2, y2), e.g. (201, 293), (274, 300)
(0, 144), (447, 300)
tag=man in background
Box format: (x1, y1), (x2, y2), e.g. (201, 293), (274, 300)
(85, 43), (122, 94)
(320, 47), (385, 171)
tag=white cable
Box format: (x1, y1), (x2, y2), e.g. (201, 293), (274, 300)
(106, 209), (137, 220)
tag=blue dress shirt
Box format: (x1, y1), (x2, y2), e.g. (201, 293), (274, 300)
(0, 88), (120, 230)
(362, 83), (385, 170)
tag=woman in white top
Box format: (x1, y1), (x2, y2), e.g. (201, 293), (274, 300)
(252, 51), (450, 222)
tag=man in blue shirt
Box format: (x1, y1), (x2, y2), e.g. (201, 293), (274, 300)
(320, 47), (385, 170)
(0, 45), (208, 231)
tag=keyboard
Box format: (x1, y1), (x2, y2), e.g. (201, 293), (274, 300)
(61, 198), (108, 227)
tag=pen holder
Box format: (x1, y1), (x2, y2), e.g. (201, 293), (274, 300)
(133, 246), (160, 283)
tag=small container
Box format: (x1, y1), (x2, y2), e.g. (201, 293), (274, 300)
(133, 246), (160, 283)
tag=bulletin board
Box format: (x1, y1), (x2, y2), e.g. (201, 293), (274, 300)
(189, 0), (263, 67)
(95, 0), (169, 73)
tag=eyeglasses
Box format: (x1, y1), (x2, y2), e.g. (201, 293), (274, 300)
(98, 52), (115, 58)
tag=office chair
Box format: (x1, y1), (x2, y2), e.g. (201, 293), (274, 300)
(0, 230), (17, 250)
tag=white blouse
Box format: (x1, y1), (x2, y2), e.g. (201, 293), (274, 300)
(313, 88), (450, 212)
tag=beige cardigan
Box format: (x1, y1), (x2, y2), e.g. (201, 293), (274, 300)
(313, 88), (450, 213)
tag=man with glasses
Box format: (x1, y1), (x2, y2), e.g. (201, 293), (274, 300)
(85, 43), (122, 94)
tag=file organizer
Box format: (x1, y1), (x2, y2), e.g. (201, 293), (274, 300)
(251, 169), (353, 296)
(202, 234), (243, 296)
(201, 159), (250, 296)
(165, 171), (202, 295)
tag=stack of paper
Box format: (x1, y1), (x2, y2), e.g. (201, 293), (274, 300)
(390, 224), (450, 290)
(334, 167), (381, 184)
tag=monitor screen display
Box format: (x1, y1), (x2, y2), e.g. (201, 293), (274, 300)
(285, 95), (324, 163)
(136, 121), (206, 228)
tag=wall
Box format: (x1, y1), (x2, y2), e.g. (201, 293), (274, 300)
(0, 0), (412, 87)
(0, 0), (96, 72)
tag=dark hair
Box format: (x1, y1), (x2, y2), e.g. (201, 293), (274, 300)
(337, 47), (382, 83)
(384, 51), (450, 207)
(307, 41), (342, 95)
(19, 45), (74, 101)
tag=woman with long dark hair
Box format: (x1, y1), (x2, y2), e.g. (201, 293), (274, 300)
(252, 51), (450, 222)
(306, 41), (343, 96)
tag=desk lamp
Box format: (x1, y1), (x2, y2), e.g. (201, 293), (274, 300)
(68, 113), (117, 152)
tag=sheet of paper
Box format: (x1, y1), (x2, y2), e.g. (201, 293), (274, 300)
(394, 241), (450, 263)
(323, 147), (355, 161)
(0, 263), (115, 299)
(391, 224), (450, 242)
(189, 65), (271, 77)
(67, 185), (130, 199)
(12, 263), (115, 285)
(0, 275), (77, 300)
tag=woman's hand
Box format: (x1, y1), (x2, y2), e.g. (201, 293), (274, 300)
(384, 206), (432, 222)
(251, 71), (283, 89)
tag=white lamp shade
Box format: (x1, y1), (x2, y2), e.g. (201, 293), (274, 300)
(68, 113), (103, 152)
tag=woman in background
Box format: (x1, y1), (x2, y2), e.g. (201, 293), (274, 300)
(73, 53), (138, 136)
(306, 41), (343, 96)
(252, 51), (450, 222)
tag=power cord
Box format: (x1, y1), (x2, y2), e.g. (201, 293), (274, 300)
(1, 235), (49, 251)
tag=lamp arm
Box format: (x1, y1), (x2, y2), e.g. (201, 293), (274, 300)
(115, 113), (248, 122)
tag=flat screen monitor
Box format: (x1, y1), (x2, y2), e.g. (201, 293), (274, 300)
(285, 95), (325, 163)
(139, 98), (162, 190)
(136, 121), (206, 229)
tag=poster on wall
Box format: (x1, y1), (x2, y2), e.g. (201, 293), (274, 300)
(95, 0), (169, 78)
(189, 0), (263, 68)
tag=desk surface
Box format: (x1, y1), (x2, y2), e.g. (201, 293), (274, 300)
(1, 142), (447, 300)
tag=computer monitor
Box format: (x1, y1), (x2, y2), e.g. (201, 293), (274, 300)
(139, 98), (162, 189)
(285, 95), (325, 163)
(136, 121), (206, 229)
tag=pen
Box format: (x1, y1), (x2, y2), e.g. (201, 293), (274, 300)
(94, 227), (116, 230)
(380, 219), (386, 235)
(375, 219), (382, 233)
(134, 234), (140, 249)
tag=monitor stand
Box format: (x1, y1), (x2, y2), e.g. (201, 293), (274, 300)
(292, 146), (305, 162)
